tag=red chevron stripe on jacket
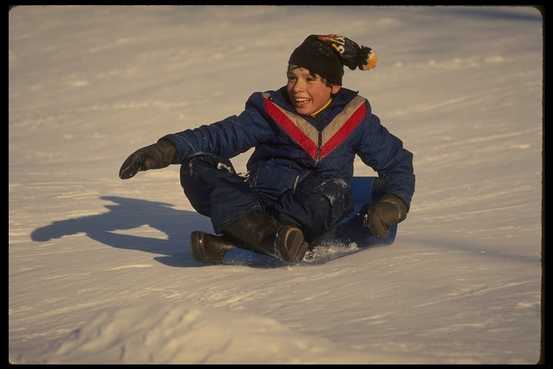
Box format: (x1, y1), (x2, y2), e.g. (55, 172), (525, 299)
(262, 93), (366, 161)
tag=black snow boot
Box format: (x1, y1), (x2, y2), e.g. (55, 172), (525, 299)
(221, 211), (309, 263)
(190, 231), (235, 264)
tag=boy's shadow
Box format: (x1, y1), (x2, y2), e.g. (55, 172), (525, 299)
(31, 196), (212, 267)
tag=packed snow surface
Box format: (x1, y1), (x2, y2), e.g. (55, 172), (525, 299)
(9, 6), (542, 364)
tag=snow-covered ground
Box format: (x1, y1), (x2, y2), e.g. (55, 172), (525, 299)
(9, 5), (542, 364)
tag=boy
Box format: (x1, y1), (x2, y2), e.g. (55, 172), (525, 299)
(119, 34), (415, 264)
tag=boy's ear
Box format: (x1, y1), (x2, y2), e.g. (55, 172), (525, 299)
(331, 85), (341, 95)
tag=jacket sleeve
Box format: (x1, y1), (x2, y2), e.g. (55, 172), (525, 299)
(356, 103), (415, 210)
(162, 93), (275, 163)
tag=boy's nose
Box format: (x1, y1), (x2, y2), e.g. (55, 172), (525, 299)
(292, 80), (306, 92)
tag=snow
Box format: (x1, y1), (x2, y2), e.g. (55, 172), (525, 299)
(9, 5), (542, 364)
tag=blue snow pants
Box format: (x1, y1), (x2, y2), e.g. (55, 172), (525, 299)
(180, 153), (353, 242)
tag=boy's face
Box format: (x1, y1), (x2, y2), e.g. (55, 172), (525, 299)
(286, 67), (341, 116)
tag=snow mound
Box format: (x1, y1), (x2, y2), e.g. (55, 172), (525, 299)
(32, 301), (375, 364)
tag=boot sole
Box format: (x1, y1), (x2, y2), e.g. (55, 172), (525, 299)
(277, 226), (309, 263)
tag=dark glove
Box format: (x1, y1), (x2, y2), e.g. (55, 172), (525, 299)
(119, 138), (177, 179)
(363, 194), (408, 239)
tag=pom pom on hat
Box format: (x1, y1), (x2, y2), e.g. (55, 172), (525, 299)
(316, 34), (377, 71)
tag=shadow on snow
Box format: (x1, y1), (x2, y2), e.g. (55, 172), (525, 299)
(30, 196), (212, 268)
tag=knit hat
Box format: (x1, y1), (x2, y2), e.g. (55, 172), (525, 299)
(288, 34), (377, 85)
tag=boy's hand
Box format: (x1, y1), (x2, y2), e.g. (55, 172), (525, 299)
(363, 194), (408, 238)
(119, 139), (177, 179)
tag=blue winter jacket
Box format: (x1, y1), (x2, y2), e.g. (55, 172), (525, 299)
(165, 86), (415, 209)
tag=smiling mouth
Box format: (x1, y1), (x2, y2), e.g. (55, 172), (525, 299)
(293, 97), (311, 106)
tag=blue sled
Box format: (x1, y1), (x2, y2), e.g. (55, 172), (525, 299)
(222, 176), (397, 265)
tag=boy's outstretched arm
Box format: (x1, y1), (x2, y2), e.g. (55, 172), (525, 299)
(118, 92), (272, 180)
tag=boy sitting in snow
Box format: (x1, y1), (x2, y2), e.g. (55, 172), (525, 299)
(119, 34), (415, 264)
